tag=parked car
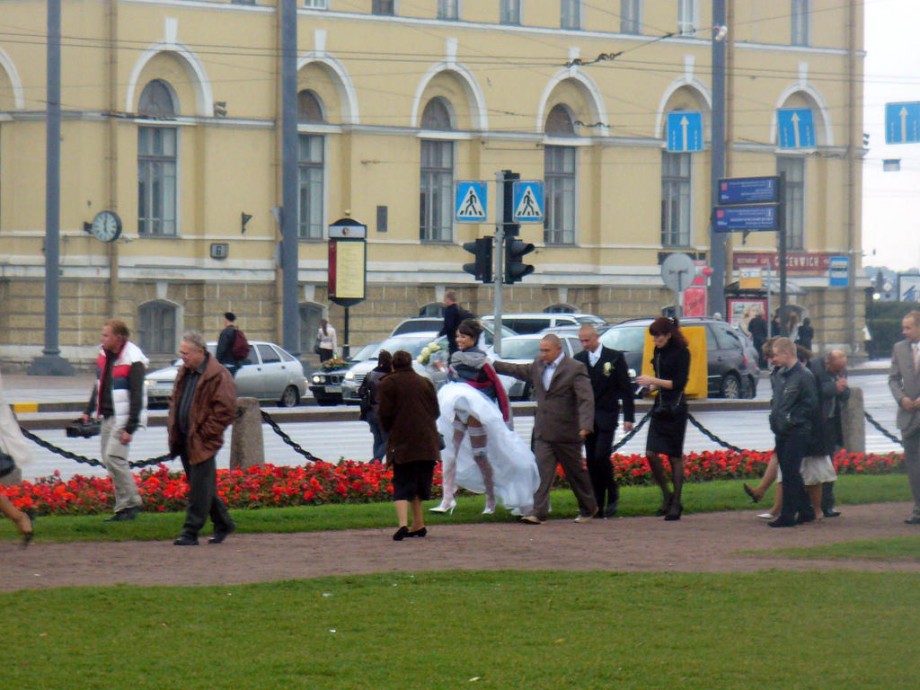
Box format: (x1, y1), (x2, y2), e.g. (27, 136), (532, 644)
(342, 332), (515, 403)
(145, 341), (307, 407)
(599, 317), (759, 399)
(481, 312), (606, 335)
(496, 332), (582, 400)
(309, 342), (379, 407)
(341, 333), (451, 403)
(391, 317), (516, 345)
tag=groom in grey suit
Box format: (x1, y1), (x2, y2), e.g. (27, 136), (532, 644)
(493, 334), (598, 524)
(890, 310), (920, 524)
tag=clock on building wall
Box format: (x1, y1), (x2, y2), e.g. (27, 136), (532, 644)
(90, 210), (122, 243)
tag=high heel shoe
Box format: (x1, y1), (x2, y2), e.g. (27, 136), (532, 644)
(655, 494), (673, 517)
(430, 499), (456, 514)
(482, 498), (496, 515)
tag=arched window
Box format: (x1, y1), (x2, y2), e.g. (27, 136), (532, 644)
(298, 90), (326, 239)
(544, 105), (576, 245)
(420, 98), (454, 242)
(137, 80), (177, 236)
(138, 300), (178, 354)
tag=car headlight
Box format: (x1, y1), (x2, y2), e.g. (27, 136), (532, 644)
(311, 374), (323, 384)
(344, 371), (355, 381)
(627, 368), (636, 379)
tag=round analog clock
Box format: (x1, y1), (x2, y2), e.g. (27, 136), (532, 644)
(90, 210), (122, 243)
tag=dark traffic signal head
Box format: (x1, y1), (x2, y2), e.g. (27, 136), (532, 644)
(504, 239), (535, 284)
(462, 237), (493, 283)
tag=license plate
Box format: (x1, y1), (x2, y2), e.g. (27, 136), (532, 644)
(325, 386), (341, 394)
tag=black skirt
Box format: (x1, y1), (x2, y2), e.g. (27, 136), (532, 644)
(645, 405), (689, 459)
(392, 461), (436, 501)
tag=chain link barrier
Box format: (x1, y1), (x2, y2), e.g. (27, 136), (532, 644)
(863, 411), (904, 447)
(17, 407), (904, 473)
(686, 413), (747, 453)
(260, 410), (325, 463)
(19, 426), (173, 469)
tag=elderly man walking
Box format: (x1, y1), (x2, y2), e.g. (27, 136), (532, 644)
(168, 331), (237, 546)
(493, 333), (597, 524)
(82, 319), (148, 522)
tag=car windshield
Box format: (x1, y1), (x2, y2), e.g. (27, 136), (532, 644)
(392, 319), (442, 335)
(500, 338), (541, 360)
(349, 342), (379, 362)
(599, 325), (647, 352)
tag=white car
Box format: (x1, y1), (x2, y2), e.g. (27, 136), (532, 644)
(495, 333), (582, 400)
(341, 332), (514, 403)
(145, 341), (307, 407)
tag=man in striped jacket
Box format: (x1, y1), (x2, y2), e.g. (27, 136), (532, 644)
(82, 319), (148, 522)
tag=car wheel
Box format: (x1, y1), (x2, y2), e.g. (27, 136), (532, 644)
(279, 385), (300, 407)
(744, 375), (758, 399)
(720, 373), (742, 399)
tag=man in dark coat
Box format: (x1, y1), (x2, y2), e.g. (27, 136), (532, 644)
(807, 350), (849, 517)
(574, 324), (635, 517)
(378, 350), (441, 540)
(215, 311), (242, 376)
(747, 310), (769, 368)
(438, 290), (463, 355)
(168, 330), (237, 546)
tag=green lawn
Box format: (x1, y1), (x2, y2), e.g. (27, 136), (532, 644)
(3, 570), (919, 689)
(769, 535), (920, 562)
(0, 473), (911, 544)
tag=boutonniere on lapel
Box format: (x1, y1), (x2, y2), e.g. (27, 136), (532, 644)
(603, 362), (612, 377)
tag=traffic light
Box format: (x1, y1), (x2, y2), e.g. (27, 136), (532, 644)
(462, 237), (493, 283)
(504, 239), (535, 284)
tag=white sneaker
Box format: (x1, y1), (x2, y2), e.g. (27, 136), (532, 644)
(756, 512), (776, 520)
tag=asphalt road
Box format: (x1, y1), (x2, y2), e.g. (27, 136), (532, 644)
(7, 368), (903, 483)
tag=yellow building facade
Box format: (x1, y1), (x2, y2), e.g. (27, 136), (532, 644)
(0, 0), (864, 368)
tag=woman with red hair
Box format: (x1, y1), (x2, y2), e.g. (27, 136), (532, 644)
(636, 316), (691, 521)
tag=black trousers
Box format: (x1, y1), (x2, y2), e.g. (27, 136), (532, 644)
(775, 432), (813, 522)
(180, 453), (233, 537)
(584, 428), (617, 511)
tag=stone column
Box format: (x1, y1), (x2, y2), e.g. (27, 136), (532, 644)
(230, 397), (264, 470)
(841, 386), (865, 454)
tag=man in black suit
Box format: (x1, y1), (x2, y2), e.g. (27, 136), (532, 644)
(574, 324), (635, 517)
(438, 290), (462, 355)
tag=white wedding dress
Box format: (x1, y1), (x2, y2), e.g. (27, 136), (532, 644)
(436, 382), (539, 515)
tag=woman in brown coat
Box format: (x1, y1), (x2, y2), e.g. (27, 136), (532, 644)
(378, 350), (441, 541)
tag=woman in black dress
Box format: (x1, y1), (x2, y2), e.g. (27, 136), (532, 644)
(635, 317), (691, 521)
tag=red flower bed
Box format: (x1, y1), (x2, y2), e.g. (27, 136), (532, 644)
(3, 450), (904, 516)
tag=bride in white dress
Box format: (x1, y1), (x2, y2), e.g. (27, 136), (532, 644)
(430, 319), (539, 516)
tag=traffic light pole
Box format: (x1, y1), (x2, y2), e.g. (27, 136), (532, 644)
(492, 171), (506, 356)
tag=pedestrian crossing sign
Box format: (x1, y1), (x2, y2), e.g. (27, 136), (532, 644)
(455, 181), (488, 223)
(512, 181), (544, 223)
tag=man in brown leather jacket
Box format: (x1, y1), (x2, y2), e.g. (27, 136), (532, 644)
(167, 330), (237, 546)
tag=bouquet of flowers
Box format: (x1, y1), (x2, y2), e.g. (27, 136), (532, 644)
(321, 357), (350, 371)
(417, 341), (443, 366)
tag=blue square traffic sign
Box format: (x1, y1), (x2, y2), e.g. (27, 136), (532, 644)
(777, 108), (815, 149)
(667, 111), (703, 153)
(512, 181), (544, 223)
(885, 102), (920, 144)
(455, 181), (488, 223)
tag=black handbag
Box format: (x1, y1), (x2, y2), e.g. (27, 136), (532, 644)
(313, 343), (322, 355)
(0, 449), (16, 479)
(651, 392), (684, 422)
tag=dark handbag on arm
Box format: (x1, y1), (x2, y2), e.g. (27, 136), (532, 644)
(0, 449), (17, 479)
(651, 391), (684, 422)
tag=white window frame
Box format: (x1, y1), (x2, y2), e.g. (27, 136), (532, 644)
(544, 145), (577, 246)
(372, 0), (395, 15)
(561, 0), (581, 30)
(791, 0), (810, 47)
(303, 0), (327, 8)
(438, 0), (459, 20)
(500, 0), (521, 25)
(298, 134), (325, 240)
(420, 139), (454, 243)
(138, 125), (178, 237)
(677, 0), (698, 36)
(620, 0), (641, 34)
(777, 156), (805, 250)
(661, 151), (692, 248)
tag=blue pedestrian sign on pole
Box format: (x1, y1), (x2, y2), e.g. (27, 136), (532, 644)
(455, 181), (488, 223)
(828, 256), (849, 287)
(512, 181), (544, 223)
(667, 111), (703, 152)
(885, 102), (920, 144)
(777, 108), (815, 149)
